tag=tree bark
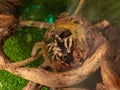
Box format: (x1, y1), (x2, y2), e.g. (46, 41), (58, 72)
(101, 26), (120, 90)
(0, 0), (20, 44)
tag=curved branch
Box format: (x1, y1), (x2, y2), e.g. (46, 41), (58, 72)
(0, 51), (42, 70)
(72, 0), (84, 16)
(7, 42), (107, 88)
(19, 20), (50, 29)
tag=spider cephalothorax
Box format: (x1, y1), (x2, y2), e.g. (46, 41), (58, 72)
(45, 28), (76, 64)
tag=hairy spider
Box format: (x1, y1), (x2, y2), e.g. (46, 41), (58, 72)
(46, 28), (77, 64)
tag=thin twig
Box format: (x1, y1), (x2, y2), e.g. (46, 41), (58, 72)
(19, 20), (50, 29)
(72, 0), (84, 16)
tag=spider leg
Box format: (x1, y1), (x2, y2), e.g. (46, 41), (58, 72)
(56, 55), (61, 60)
(52, 54), (56, 60)
(47, 44), (54, 52)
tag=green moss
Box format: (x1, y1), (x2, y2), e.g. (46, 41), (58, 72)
(3, 27), (46, 62)
(42, 86), (49, 90)
(2, 27), (46, 90)
(0, 70), (28, 90)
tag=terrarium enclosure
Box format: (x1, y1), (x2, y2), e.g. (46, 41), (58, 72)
(0, 0), (120, 90)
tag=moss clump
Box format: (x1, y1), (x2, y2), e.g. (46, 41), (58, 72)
(3, 27), (45, 62)
(0, 70), (28, 90)
(2, 27), (46, 90)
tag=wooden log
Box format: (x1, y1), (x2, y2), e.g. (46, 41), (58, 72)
(0, 0), (20, 44)
(6, 42), (106, 88)
(101, 26), (120, 90)
(101, 60), (120, 90)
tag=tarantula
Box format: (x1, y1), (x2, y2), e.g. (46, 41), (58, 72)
(45, 27), (83, 64)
